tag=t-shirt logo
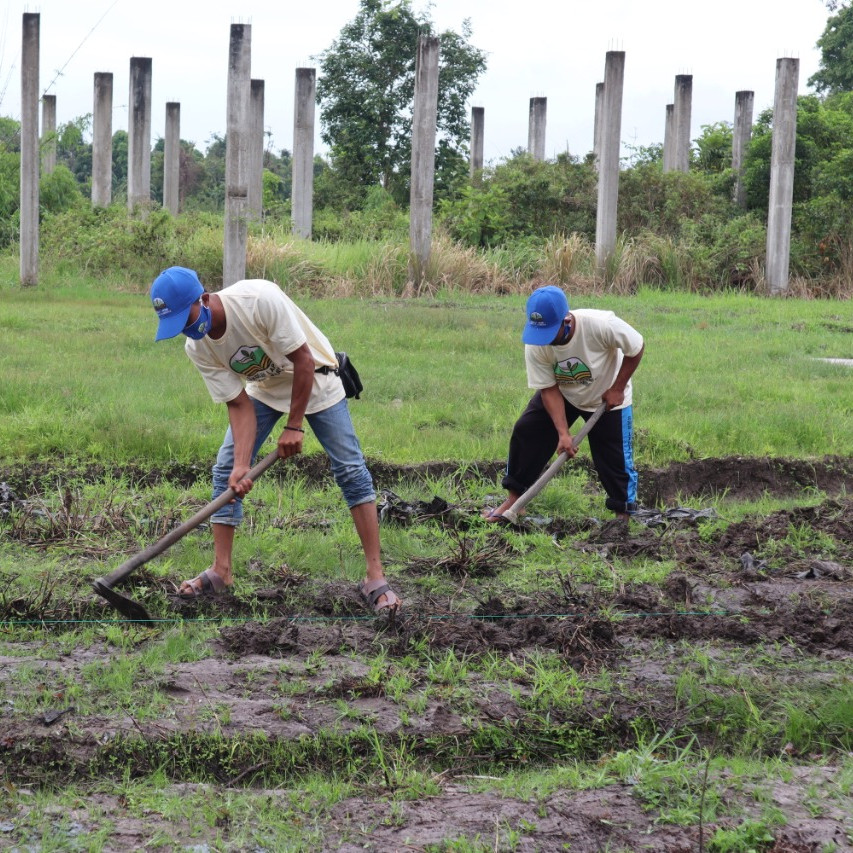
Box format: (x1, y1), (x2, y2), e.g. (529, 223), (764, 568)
(554, 357), (592, 385)
(230, 346), (278, 381)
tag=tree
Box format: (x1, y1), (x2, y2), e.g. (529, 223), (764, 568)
(56, 116), (92, 189)
(315, 0), (486, 206)
(694, 122), (733, 173)
(809, 3), (853, 94)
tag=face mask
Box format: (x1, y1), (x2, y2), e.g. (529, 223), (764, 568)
(183, 301), (211, 340)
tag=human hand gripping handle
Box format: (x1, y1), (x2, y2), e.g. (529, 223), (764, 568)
(278, 424), (304, 459)
(501, 402), (607, 525)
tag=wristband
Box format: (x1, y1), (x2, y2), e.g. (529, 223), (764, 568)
(284, 425), (304, 433)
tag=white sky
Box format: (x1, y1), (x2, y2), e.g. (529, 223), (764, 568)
(0, 0), (833, 163)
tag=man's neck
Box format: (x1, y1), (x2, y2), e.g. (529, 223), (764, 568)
(206, 293), (226, 340)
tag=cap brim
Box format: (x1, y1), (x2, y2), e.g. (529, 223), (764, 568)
(154, 305), (193, 341)
(522, 322), (562, 345)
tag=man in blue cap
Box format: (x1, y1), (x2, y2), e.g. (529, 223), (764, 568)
(486, 285), (644, 521)
(150, 267), (400, 613)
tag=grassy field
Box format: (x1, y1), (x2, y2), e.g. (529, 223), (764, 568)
(1, 265), (852, 851)
(1, 264), (852, 467)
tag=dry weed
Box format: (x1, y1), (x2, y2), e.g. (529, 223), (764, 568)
(246, 234), (323, 289)
(364, 243), (408, 295)
(421, 233), (511, 295)
(540, 233), (595, 286)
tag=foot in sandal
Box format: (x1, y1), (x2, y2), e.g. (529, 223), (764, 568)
(178, 568), (231, 598)
(359, 577), (402, 614)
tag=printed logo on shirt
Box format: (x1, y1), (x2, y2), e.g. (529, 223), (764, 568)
(229, 346), (282, 382)
(554, 357), (592, 385)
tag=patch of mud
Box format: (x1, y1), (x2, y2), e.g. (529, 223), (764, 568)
(3, 454), (853, 503)
(3, 457), (853, 851)
(2, 774), (848, 853)
(328, 776), (851, 853)
(639, 455), (853, 505)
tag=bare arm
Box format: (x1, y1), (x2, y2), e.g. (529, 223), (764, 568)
(540, 385), (578, 458)
(277, 342), (315, 459)
(225, 389), (258, 496)
(602, 344), (644, 410)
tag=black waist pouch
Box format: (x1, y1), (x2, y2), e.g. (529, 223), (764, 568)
(317, 352), (363, 399)
(335, 351), (363, 399)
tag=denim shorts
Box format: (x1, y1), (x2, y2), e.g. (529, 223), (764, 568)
(210, 396), (376, 526)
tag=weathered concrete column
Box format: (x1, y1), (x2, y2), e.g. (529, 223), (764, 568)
(163, 102), (180, 215)
(766, 59), (799, 295)
(292, 68), (315, 239)
(595, 51), (625, 270)
(224, 23), (251, 286)
(248, 79), (264, 221)
(528, 96), (547, 161)
(20, 13), (39, 287)
(732, 90), (755, 209)
(662, 104), (674, 172)
(593, 82), (604, 171)
(41, 94), (56, 175)
(470, 106), (484, 181)
(127, 57), (152, 210)
(673, 74), (692, 173)
(409, 35), (440, 288)
(92, 72), (113, 206)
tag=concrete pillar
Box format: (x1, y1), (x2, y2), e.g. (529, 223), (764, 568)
(663, 104), (674, 172)
(41, 94), (56, 175)
(20, 13), (39, 287)
(163, 102), (180, 215)
(92, 72), (113, 206)
(673, 74), (692, 173)
(224, 23), (251, 286)
(292, 67), (316, 239)
(593, 82), (604, 171)
(409, 35), (440, 288)
(470, 106), (484, 181)
(248, 79), (264, 221)
(766, 59), (799, 296)
(595, 51), (625, 270)
(528, 96), (547, 161)
(127, 57), (152, 210)
(732, 90), (755, 209)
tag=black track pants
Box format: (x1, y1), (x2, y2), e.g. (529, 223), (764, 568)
(501, 391), (638, 513)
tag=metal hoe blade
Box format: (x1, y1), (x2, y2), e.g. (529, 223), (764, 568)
(91, 579), (153, 622)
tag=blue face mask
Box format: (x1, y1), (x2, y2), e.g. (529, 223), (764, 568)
(183, 301), (211, 340)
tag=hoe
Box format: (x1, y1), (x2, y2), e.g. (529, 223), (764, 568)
(92, 449), (281, 621)
(495, 402), (607, 526)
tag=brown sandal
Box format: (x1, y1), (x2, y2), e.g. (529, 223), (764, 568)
(359, 578), (401, 614)
(178, 569), (230, 599)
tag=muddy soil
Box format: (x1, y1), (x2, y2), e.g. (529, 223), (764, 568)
(3, 453), (853, 505)
(0, 455), (852, 851)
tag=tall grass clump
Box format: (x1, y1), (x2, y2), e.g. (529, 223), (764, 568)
(415, 232), (509, 295)
(539, 233), (595, 286)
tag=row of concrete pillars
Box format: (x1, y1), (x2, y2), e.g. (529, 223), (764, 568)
(19, 16), (319, 288)
(505, 75), (754, 211)
(19, 15), (800, 295)
(471, 54), (799, 295)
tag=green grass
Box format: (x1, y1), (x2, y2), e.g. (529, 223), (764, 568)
(1, 263), (852, 466)
(1, 260), (852, 848)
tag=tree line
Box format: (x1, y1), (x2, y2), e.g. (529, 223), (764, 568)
(2, 0), (853, 291)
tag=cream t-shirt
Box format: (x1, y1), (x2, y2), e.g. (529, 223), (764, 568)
(186, 279), (345, 413)
(525, 308), (644, 411)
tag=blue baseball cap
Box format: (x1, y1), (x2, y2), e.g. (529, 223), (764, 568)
(522, 285), (569, 345)
(150, 267), (204, 341)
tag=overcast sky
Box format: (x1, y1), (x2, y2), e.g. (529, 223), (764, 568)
(0, 0), (833, 164)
